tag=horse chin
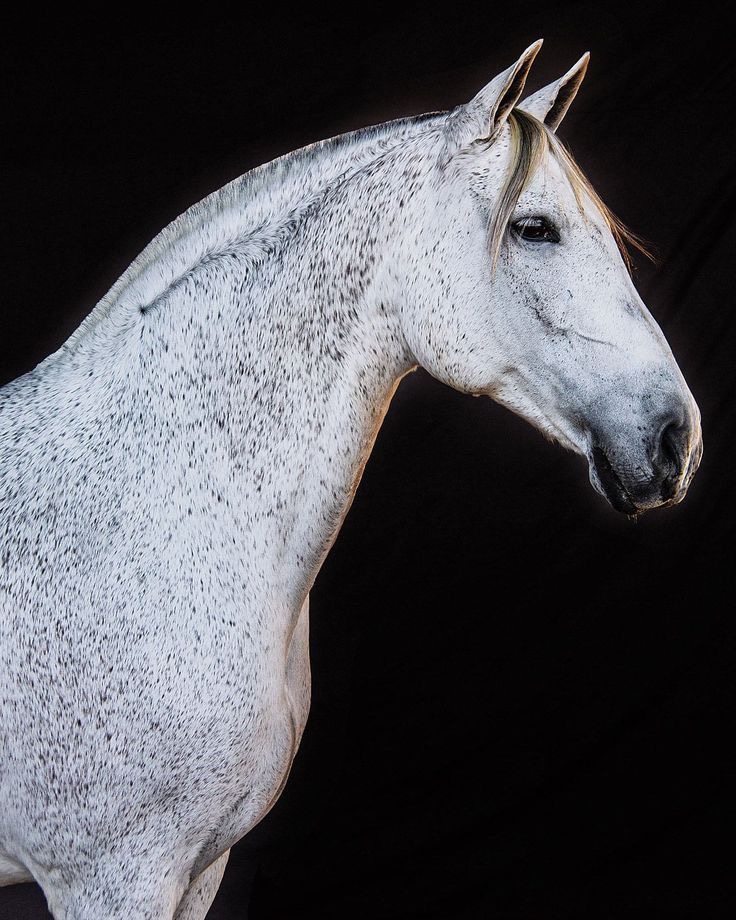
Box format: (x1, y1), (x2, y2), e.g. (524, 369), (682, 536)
(588, 445), (640, 515)
(587, 442), (698, 517)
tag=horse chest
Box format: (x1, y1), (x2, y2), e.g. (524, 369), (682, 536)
(1, 535), (309, 867)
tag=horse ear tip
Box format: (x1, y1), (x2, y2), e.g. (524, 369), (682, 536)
(516, 39), (543, 69)
(565, 52), (590, 80)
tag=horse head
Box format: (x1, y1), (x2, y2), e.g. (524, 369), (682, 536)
(398, 41), (702, 514)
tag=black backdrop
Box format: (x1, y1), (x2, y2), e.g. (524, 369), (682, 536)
(1, 5), (734, 918)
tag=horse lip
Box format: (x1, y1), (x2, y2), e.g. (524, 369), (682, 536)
(590, 443), (639, 515)
(685, 433), (704, 484)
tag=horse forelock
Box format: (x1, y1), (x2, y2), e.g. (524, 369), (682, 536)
(486, 108), (650, 272)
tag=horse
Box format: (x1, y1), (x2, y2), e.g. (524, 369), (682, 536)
(0, 40), (702, 919)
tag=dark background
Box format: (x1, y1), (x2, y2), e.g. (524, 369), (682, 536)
(1, 4), (734, 918)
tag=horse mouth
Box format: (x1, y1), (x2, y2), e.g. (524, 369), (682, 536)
(590, 444), (638, 515)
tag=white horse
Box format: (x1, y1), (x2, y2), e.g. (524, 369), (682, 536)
(0, 40), (702, 919)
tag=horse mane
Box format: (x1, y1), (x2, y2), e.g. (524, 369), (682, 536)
(55, 111), (445, 360)
(51, 104), (647, 367)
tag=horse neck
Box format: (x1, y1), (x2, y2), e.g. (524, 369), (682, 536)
(135, 128), (439, 604)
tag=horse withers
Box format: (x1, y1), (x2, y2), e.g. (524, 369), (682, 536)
(0, 40), (701, 919)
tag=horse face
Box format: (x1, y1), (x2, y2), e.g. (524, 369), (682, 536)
(480, 139), (701, 514)
(401, 43), (701, 514)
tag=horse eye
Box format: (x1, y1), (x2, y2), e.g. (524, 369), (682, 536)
(511, 216), (560, 244)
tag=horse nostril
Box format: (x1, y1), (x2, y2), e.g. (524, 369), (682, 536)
(655, 416), (690, 487)
(659, 421), (683, 468)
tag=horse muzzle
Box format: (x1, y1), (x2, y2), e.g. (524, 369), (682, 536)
(587, 407), (703, 515)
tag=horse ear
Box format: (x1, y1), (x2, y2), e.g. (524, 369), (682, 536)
(517, 53), (589, 132)
(446, 40), (543, 151)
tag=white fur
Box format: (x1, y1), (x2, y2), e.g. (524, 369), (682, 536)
(0, 42), (701, 919)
